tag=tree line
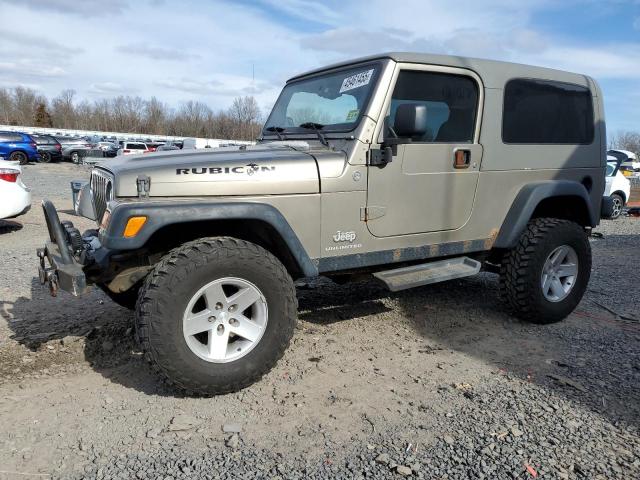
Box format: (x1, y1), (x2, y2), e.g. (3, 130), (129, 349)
(609, 130), (640, 155)
(0, 87), (263, 140)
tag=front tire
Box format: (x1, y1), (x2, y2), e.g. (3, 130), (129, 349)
(70, 151), (80, 164)
(39, 151), (51, 163)
(500, 218), (591, 324)
(135, 237), (297, 395)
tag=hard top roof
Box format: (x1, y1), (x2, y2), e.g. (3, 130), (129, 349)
(288, 52), (594, 89)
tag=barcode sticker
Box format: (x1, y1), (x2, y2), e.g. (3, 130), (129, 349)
(339, 69), (374, 93)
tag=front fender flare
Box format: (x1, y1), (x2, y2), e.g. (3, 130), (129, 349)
(101, 201), (318, 277)
(494, 180), (596, 249)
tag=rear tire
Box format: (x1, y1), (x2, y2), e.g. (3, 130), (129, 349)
(135, 237), (297, 395)
(40, 151), (51, 163)
(10, 151), (28, 165)
(70, 151), (80, 164)
(500, 218), (591, 324)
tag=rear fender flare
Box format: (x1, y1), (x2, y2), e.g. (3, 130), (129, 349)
(494, 181), (596, 249)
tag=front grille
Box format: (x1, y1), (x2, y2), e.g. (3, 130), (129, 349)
(90, 168), (113, 223)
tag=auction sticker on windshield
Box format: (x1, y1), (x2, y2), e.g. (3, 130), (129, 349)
(340, 69), (374, 93)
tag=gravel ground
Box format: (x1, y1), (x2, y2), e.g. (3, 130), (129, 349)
(0, 162), (638, 479)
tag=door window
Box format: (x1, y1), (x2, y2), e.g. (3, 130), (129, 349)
(388, 70), (479, 143)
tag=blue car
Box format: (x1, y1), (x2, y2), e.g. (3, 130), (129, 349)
(0, 131), (40, 165)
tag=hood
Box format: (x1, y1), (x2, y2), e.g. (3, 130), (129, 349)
(99, 144), (320, 197)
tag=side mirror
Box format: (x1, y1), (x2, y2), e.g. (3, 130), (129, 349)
(393, 103), (428, 138)
(369, 104), (428, 168)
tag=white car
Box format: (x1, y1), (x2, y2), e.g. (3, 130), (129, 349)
(603, 155), (631, 219)
(608, 149), (640, 173)
(0, 161), (31, 220)
(117, 142), (149, 156)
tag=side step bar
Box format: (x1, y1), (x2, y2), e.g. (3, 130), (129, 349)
(373, 257), (481, 292)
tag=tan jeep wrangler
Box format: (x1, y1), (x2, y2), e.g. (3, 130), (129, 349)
(38, 52), (606, 394)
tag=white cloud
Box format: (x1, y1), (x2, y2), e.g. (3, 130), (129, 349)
(0, 30), (83, 56)
(256, 0), (341, 25)
(524, 43), (640, 79)
(0, 61), (67, 78)
(116, 43), (201, 61)
(3, 0), (129, 16)
(88, 82), (136, 95)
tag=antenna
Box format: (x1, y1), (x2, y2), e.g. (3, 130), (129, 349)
(251, 63), (257, 141)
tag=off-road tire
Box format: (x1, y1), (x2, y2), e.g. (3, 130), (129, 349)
(135, 237), (297, 395)
(10, 151), (28, 165)
(499, 218), (591, 324)
(98, 283), (140, 310)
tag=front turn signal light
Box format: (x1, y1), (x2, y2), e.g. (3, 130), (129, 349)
(123, 216), (147, 238)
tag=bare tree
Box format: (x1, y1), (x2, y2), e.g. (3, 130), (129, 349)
(50, 89), (77, 129)
(0, 86), (263, 140)
(228, 96), (261, 140)
(610, 130), (640, 155)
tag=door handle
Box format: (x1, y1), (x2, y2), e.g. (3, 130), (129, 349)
(454, 149), (471, 169)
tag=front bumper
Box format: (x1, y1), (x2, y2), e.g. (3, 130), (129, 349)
(37, 200), (90, 297)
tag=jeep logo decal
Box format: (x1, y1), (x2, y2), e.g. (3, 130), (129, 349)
(176, 164), (276, 175)
(333, 230), (357, 243)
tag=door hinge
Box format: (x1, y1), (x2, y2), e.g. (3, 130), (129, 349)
(360, 206), (386, 221)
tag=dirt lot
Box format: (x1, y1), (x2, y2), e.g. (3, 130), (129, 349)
(0, 163), (639, 479)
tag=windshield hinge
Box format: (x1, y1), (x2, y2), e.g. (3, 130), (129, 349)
(136, 175), (151, 199)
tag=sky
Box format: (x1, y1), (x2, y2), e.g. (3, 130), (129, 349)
(0, 0), (638, 133)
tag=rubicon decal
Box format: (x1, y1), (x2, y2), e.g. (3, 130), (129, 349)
(176, 164), (276, 175)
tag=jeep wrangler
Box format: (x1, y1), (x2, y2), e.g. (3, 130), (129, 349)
(37, 52), (607, 395)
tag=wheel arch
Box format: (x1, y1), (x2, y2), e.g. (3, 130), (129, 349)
(9, 149), (28, 157)
(494, 181), (596, 249)
(102, 201), (318, 279)
(610, 190), (627, 203)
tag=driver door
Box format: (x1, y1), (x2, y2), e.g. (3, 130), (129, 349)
(366, 66), (483, 237)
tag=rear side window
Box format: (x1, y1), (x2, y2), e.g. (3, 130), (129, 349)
(0, 133), (24, 142)
(503, 79), (594, 144)
(389, 70), (479, 143)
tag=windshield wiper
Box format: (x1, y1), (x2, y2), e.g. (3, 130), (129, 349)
(265, 126), (286, 141)
(299, 122), (329, 147)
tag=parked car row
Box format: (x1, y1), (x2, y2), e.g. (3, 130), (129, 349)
(0, 130), (191, 165)
(0, 129), (256, 165)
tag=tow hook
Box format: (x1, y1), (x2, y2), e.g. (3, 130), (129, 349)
(47, 271), (59, 297)
(37, 248), (48, 285)
(37, 248), (59, 296)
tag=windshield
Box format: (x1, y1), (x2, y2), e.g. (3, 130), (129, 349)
(263, 63), (381, 134)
